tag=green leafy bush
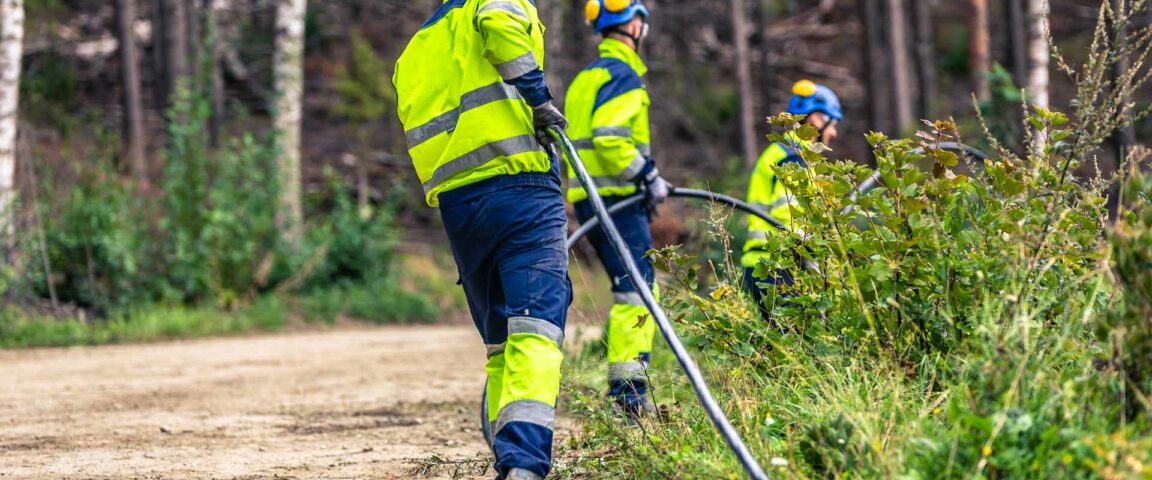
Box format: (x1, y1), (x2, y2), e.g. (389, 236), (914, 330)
(565, 50), (1151, 479)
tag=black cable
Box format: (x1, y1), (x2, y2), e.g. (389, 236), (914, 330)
(566, 188), (788, 249)
(550, 127), (770, 480)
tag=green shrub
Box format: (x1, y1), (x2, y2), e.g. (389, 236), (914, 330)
(15, 64), (419, 332)
(565, 65), (1150, 480)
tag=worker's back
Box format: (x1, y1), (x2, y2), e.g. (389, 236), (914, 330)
(394, 0), (549, 207)
(563, 38), (651, 203)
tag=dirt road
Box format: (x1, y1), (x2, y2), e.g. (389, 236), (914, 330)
(0, 326), (572, 479)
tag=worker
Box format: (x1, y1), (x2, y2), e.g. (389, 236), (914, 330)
(565, 0), (667, 418)
(393, 1), (569, 479)
(741, 80), (842, 323)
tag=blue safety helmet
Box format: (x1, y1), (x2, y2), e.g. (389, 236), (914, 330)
(787, 80), (843, 122)
(585, 0), (649, 34)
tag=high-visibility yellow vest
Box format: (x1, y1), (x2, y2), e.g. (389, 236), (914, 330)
(394, 0), (551, 207)
(563, 38), (652, 203)
(741, 136), (808, 268)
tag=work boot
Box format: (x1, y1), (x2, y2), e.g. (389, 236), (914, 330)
(612, 393), (657, 425)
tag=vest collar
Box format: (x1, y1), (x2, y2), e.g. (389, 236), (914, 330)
(599, 38), (648, 77)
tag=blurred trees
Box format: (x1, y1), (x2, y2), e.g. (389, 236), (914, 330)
(0, 0), (1146, 316)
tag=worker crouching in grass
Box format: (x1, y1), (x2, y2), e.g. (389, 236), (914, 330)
(565, 0), (670, 419)
(393, 1), (570, 478)
(741, 81), (843, 325)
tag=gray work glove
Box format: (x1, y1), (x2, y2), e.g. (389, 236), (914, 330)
(532, 101), (568, 145)
(643, 169), (671, 213)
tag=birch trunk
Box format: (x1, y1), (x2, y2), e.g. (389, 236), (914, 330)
(0, 0), (24, 244)
(1026, 0), (1049, 109)
(274, 0), (306, 242)
(732, 0), (757, 166)
(887, 0), (914, 133)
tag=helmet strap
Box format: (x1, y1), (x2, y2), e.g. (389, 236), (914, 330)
(610, 19), (647, 52)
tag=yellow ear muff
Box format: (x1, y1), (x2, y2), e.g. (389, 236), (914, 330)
(793, 80), (817, 97)
(604, 0), (631, 13)
(585, 0), (601, 23)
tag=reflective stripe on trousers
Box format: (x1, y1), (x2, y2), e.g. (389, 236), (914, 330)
(609, 361), (648, 382)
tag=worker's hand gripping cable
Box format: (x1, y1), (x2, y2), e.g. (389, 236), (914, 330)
(549, 126), (770, 480)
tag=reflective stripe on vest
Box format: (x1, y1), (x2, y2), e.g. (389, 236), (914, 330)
(495, 51), (540, 80)
(404, 82), (521, 148)
(421, 135), (543, 194)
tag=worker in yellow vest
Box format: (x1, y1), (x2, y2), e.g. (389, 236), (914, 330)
(565, 0), (666, 417)
(394, 1), (569, 478)
(741, 80), (842, 323)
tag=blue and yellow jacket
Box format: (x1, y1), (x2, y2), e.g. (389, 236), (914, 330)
(563, 38), (653, 203)
(394, 0), (554, 207)
(741, 135), (808, 268)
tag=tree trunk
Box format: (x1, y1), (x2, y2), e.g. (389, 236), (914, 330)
(968, 0), (990, 101)
(731, 0), (758, 166)
(0, 0), (24, 247)
(205, 0), (225, 147)
(1007, 0), (1028, 88)
(1110, 0), (1135, 165)
(274, 0), (307, 242)
(860, 0), (888, 147)
(163, 0), (189, 105)
(115, 0), (148, 183)
(758, 0), (773, 122)
(911, 0), (937, 120)
(1026, 0), (1049, 109)
(186, 0), (201, 74)
(151, 0), (168, 106)
(887, 0), (914, 133)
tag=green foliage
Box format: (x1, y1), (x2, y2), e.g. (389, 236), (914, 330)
(1102, 157), (1152, 417)
(19, 52), (80, 136)
(938, 23), (970, 76)
(332, 30), (397, 124)
(32, 158), (150, 312)
(0, 297), (287, 349)
(564, 111), (1150, 478)
(297, 279), (437, 325)
(975, 64), (1025, 151)
(11, 65), (429, 341)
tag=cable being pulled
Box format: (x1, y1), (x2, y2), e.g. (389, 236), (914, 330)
(549, 127), (769, 480)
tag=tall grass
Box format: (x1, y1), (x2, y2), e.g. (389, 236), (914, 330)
(561, 3), (1152, 476)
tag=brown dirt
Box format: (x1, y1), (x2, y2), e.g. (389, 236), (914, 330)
(0, 326), (578, 480)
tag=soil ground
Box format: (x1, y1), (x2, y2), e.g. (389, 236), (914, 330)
(0, 325), (580, 479)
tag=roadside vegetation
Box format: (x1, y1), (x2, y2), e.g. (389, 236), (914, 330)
(0, 62), (439, 348)
(561, 5), (1152, 477)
